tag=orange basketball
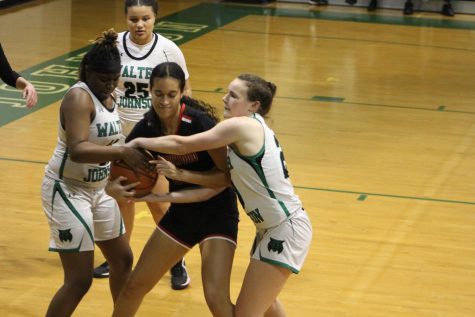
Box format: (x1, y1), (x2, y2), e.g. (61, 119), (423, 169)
(110, 160), (158, 198)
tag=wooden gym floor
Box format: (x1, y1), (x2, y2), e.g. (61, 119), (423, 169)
(1, 0), (474, 316)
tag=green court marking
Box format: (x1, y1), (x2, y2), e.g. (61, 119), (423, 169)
(190, 89), (475, 115)
(2, 155), (473, 206)
(219, 28), (475, 53)
(0, 45), (86, 127)
(2, 2), (474, 127)
(312, 96), (345, 103)
(1, 3), (473, 207)
(342, 101), (475, 114)
(295, 185), (475, 206)
(0, 3), (251, 127)
(357, 194), (368, 201)
(218, 3), (475, 30)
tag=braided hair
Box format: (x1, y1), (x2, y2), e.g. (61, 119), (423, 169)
(78, 29), (121, 82)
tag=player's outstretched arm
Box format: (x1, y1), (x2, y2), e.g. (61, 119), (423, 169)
(135, 187), (226, 204)
(126, 118), (245, 155)
(151, 156), (231, 187)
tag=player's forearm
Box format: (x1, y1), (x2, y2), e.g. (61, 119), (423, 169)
(15, 77), (29, 90)
(68, 142), (126, 163)
(146, 187), (225, 203)
(172, 168), (231, 187)
(132, 136), (186, 155)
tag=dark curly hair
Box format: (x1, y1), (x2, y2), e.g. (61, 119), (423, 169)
(78, 29), (121, 82)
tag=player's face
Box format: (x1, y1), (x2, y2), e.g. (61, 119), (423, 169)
(150, 77), (183, 122)
(87, 70), (120, 102)
(222, 78), (256, 119)
(126, 5), (156, 45)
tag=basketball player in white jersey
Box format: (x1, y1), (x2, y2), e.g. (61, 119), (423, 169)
(94, 0), (192, 289)
(126, 74), (313, 316)
(41, 29), (152, 317)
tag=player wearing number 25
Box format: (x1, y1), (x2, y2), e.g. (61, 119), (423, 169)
(116, 0), (191, 137)
(93, 0), (193, 285)
(123, 73), (313, 317)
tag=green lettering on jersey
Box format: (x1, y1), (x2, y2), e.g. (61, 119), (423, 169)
(121, 65), (137, 79)
(121, 65), (130, 78)
(108, 120), (120, 136)
(97, 121), (121, 137)
(248, 208), (264, 224)
(118, 96), (151, 109)
(145, 67), (152, 79)
(129, 66), (137, 78)
(137, 66), (146, 79)
(96, 122), (108, 137)
(83, 165), (111, 182)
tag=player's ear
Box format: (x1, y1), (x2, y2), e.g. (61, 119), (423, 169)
(250, 100), (260, 113)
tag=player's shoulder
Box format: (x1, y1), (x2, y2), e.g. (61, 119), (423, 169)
(183, 104), (200, 116)
(155, 33), (181, 49)
(219, 116), (260, 133)
(182, 105), (206, 123)
(116, 31), (127, 43)
(155, 32), (175, 43)
(61, 82), (94, 112)
(228, 115), (257, 125)
(66, 82), (91, 100)
(181, 105), (217, 133)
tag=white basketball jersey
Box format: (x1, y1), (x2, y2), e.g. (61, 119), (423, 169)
(228, 113), (303, 229)
(116, 31), (189, 136)
(45, 82), (122, 188)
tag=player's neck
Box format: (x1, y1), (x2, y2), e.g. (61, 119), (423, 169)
(129, 33), (154, 46)
(159, 114), (180, 135)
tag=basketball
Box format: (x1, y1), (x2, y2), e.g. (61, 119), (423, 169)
(110, 159), (158, 198)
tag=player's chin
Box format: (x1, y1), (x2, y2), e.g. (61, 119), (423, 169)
(156, 107), (175, 118)
(223, 109), (232, 119)
(97, 92), (112, 101)
(134, 31), (148, 39)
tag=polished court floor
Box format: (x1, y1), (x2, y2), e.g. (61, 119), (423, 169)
(1, 1), (475, 316)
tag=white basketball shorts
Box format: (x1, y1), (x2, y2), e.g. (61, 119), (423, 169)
(41, 176), (125, 252)
(251, 208), (312, 273)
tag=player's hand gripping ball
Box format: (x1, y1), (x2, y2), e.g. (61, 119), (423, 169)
(110, 149), (157, 198)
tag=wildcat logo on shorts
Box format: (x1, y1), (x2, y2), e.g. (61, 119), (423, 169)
(267, 237), (285, 254)
(58, 229), (73, 242)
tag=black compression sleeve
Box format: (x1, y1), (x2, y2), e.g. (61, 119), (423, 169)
(0, 42), (21, 88)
